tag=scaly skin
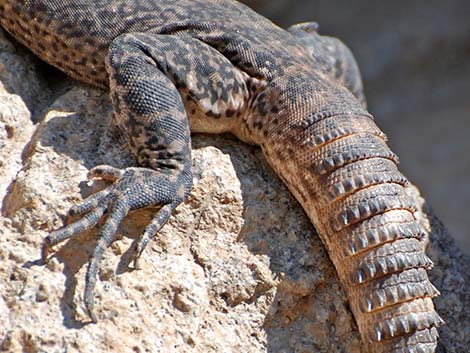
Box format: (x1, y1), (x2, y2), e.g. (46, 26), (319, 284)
(0, 0), (443, 351)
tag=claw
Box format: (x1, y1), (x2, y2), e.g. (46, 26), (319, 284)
(82, 200), (129, 321)
(84, 288), (98, 323)
(89, 165), (124, 182)
(133, 254), (143, 271)
(132, 203), (176, 270)
(41, 237), (52, 264)
(132, 236), (149, 270)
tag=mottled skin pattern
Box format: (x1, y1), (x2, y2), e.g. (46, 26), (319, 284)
(287, 21), (367, 108)
(0, 1), (443, 352)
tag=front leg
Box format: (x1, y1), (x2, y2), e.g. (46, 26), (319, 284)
(43, 33), (194, 322)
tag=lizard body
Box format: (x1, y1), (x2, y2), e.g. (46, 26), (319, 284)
(0, 1), (443, 352)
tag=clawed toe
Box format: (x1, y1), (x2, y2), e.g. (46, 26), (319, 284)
(43, 166), (192, 321)
(88, 165), (124, 182)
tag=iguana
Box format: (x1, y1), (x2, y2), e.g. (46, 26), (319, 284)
(0, 1), (443, 352)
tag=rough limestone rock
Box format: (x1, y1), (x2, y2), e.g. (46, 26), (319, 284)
(0, 28), (469, 353)
(0, 29), (40, 207)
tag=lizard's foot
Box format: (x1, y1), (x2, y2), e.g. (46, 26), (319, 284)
(42, 164), (192, 322)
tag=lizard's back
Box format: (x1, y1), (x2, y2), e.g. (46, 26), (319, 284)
(0, 0), (296, 88)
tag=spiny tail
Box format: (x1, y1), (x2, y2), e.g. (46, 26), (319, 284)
(263, 108), (443, 353)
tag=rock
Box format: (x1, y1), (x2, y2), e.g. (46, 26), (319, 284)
(0, 29), (36, 205)
(426, 209), (470, 353)
(0, 92), (33, 204)
(0, 25), (469, 353)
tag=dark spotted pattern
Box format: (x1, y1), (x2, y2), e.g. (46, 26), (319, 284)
(288, 21), (367, 108)
(0, 1), (442, 351)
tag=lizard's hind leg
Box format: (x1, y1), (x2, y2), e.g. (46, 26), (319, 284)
(44, 31), (252, 322)
(44, 32), (200, 322)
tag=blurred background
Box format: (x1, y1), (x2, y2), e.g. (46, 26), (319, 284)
(242, 0), (470, 253)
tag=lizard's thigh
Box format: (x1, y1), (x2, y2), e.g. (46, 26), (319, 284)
(111, 33), (252, 135)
